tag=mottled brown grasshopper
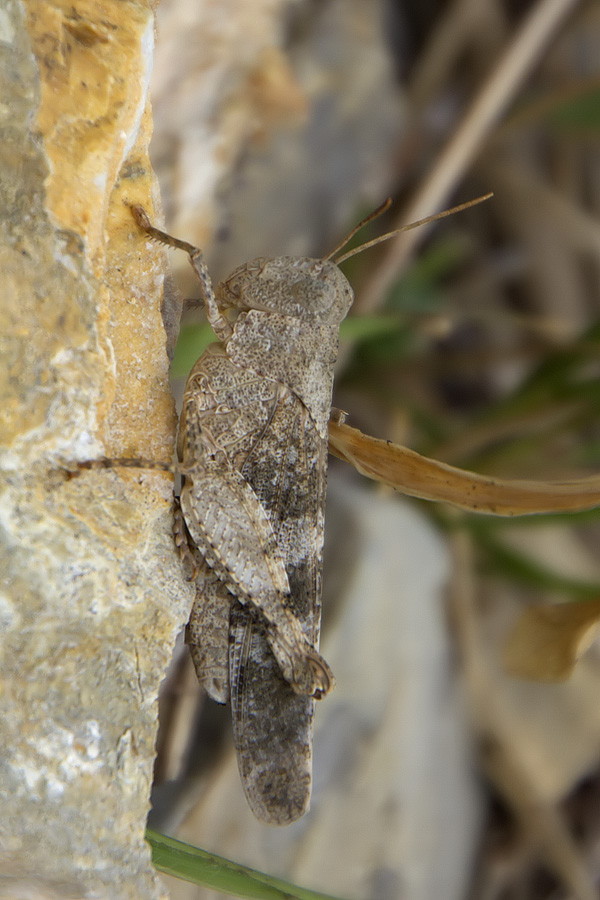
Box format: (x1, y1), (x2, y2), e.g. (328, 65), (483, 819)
(134, 204), (363, 825)
(76, 194), (490, 824)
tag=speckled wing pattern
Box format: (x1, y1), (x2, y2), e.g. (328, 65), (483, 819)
(180, 346), (328, 823)
(229, 380), (327, 825)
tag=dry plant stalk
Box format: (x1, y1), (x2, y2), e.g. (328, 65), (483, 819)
(329, 419), (600, 516)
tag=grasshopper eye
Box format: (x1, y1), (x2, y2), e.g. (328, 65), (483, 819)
(220, 261), (266, 308)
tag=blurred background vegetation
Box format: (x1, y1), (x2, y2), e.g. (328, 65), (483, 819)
(146, 2), (600, 899)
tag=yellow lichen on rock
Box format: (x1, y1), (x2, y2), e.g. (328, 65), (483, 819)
(22, 0), (176, 456)
(24, 0), (155, 263)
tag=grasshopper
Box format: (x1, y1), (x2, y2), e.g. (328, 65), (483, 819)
(75, 194), (490, 823)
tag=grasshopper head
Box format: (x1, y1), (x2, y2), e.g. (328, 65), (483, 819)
(218, 256), (353, 326)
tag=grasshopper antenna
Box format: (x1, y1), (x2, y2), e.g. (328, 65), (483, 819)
(332, 192), (493, 266)
(323, 198), (392, 261)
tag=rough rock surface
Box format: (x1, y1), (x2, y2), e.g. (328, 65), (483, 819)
(0, 1), (193, 897)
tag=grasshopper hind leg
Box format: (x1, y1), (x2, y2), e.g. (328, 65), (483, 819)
(176, 502), (231, 704)
(185, 567), (231, 704)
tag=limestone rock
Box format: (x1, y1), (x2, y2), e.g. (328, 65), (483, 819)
(0, 2), (193, 897)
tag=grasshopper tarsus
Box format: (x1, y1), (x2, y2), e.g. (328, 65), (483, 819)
(130, 203), (200, 259)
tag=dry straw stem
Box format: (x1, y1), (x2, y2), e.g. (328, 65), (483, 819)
(408, 0), (506, 110)
(329, 419), (600, 516)
(357, 0), (583, 314)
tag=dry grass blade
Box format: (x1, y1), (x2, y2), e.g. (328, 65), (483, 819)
(329, 419), (600, 516)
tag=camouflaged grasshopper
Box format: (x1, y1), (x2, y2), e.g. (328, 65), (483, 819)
(135, 204), (361, 825)
(76, 195), (490, 824)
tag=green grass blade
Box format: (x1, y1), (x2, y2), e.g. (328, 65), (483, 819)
(339, 314), (403, 342)
(543, 84), (600, 131)
(146, 829), (347, 900)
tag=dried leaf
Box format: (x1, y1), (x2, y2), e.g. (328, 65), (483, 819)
(502, 600), (600, 681)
